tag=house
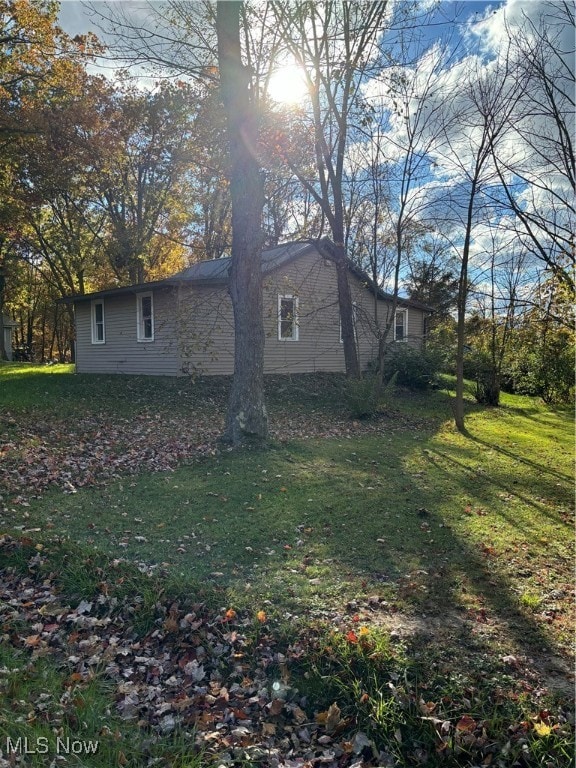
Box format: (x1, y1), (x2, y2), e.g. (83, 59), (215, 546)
(2, 315), (16, 361)
(68, 241), (432, 376)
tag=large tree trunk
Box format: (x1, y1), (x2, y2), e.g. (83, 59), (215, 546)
(217, 1), (268, 446)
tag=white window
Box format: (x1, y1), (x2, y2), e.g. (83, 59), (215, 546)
(137, 292), (154, 341)
(394, 308), (408, 341)
(91, 300), (105, 344)
(278, 295), (298, 341)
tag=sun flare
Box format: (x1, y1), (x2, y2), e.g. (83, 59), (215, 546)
(267, 64), (308, 106)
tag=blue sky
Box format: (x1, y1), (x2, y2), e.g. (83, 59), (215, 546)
(57, 1), (501, 56)
(55, 1), (573, 300)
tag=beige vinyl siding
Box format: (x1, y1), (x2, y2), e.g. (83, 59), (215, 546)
(350, 279), (427, 357)
(177, 284), (235, 375)
(262, 251), (345, 373)
(74, 248), (429, 377)
(171, 252), (347, 375)
(406, 307), (426, 345)
(75, 289), (180, 375)
(163, 252), (426, 375)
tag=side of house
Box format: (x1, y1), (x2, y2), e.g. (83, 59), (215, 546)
(72, 243), (431, 376)
(73, 286), (181, 375)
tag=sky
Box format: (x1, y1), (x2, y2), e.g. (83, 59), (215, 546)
(56, 1), (502, 65)
(55, 1), (573, 300)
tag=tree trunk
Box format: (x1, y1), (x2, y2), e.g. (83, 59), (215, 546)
(0, 263), (6, 361)
(316, 237), (360, 379)
(217, 1), (268, 446)
(454, 202), (474, 433)
(335, 245), (360, 379)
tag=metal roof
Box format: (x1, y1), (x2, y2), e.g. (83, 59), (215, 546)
(171, 240), (316, 283)
(65, 240), (433, 313)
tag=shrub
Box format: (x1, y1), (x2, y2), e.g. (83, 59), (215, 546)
(377, 345), (441, 390)
(344, 373), (397, 419)
(504, 329), (575, 405)
(464, 350), (501, 405)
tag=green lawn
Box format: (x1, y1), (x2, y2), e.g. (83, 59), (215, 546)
(0, 363), (573, 766)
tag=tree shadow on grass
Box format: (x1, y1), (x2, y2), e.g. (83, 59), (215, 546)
(423, 445), (571, 531)
(328, 495), (573, 695)
(299, 435), (573, 693)
(466, 433), (572, 483)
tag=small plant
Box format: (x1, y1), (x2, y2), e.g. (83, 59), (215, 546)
(344, 372), (397, 419)
(519, 592), (542, 611)
(344, 375), (380, 419)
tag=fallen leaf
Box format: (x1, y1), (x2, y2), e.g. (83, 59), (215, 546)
(325, 702), (342, 734)
(456, 715), (477, 732)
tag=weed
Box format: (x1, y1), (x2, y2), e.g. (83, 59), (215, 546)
(519, 592), (542, 611)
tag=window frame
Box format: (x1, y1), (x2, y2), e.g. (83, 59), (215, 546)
(91, 300), (105, 344)
(137, 291), (155, 342)
(277, 294), (299, 341)
(394, 308), (408, 342)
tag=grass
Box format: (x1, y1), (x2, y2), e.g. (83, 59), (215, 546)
(0, 363), (574, 766)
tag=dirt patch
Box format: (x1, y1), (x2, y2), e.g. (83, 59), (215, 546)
(341, 595), (575, 700)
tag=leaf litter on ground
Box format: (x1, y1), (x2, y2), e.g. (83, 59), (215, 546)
(0, 399), (426, 506)
(0, 535), (403, 767)
(0, 535), (573, 768)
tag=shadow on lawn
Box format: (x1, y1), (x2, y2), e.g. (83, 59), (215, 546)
(295, 433), (572, 684)
(467, 434), (572, 484)
(424, 445), (570, 530)
(327, 495), (572, 690)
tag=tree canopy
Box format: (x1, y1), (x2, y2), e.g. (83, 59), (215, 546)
(1, 0), (572, 409)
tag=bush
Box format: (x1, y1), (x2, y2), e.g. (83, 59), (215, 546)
(503, 330), (575, 405)
(377, 345), (441, 391)
(464, 350), (501, 405)
(345, 375), (379, 419)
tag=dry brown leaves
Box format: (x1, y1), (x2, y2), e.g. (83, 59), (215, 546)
(0, 535), (389, 767)
(0, 402), (419, 505)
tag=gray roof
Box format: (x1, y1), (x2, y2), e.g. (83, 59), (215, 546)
(66, 240), (433, 312)
(171, 241), (316, 283)
(67, 241), (318, 303)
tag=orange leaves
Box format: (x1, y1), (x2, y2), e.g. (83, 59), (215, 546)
(346, 626), (370, 645)
(223, 607), (268, 625)
(316, 701), (345, 734)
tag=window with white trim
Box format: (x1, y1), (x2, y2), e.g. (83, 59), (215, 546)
(278, 295), (298, 341)
(137, 292), (154, 341)
(394, 308), (407, 341)
(91, 300), (105, 344)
